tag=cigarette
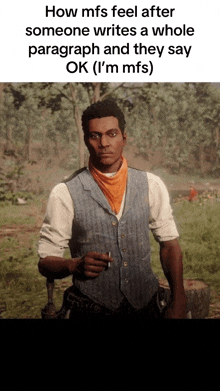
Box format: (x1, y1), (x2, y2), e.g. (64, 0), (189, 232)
(105, 252), (111, 270)
(107, 251), (111, 268)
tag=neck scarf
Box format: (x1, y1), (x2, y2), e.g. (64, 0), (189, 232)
(89, 157), (128, 214)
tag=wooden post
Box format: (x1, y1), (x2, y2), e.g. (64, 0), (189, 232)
(41, 279), (57, 319)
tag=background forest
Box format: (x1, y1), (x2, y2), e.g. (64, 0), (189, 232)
(0, 82), (220, 318)
(1, 82), (220, 179)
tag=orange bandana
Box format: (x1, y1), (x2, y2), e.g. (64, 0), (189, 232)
(89, 157), (128, 214)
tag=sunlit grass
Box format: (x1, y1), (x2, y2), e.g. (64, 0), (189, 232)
(151, 196), (220, 296)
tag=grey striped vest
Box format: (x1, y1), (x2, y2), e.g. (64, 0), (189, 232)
(66, 167), (158, 311)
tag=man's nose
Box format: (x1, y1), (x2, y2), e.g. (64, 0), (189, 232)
(100, 134), (109, 147)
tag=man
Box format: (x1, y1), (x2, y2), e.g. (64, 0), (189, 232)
(38, 98), (186, 321)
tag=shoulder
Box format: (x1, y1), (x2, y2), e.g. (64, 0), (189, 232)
(49, 182), (70, 201)
(49, 168), (88, 198)
(46, 182), (73, 213)
(128, 166), (148, 180)
(146, 173), (171, 211)
(63, 167), (88, 184)
(146, 172), (168, 189)
(128, 167), (168, 191)
(147, 172), (170, 202)
(50, 169), (89, 198)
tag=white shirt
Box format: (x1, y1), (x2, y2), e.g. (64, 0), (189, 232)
(38, 171), (179, 259)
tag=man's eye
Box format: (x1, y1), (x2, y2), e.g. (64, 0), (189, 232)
(90, 133), (99, 139)
(109, 132), (117, 137)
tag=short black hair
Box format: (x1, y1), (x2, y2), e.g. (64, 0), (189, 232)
(82, 98), (126, 135)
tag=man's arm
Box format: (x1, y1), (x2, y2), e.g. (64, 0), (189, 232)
(38, 256), (80, 280)
(159, 238), (187, 319)
(38, 183), (114, 281)
(38, 252), (114, 281)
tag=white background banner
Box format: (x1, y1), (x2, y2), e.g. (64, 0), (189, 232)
(0, 0), (219, 81)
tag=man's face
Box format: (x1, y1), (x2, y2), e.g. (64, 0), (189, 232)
(85, 116), (127, 173)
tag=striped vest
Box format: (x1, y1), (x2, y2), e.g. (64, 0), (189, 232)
(66, 167), (158, 310)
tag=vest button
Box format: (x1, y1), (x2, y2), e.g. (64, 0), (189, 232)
(112, 221), (117, 226)
(123, 262), (128, 267)
(122, 248), (126, 252)
(121, 233), (125, 238)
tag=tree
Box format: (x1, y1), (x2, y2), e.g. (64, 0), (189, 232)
(123, 82), (220, 174)
(191, 83), (220, 174)
(1, 82), (220, 176)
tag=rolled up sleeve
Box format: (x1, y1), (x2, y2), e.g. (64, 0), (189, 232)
(38, 183), (74, 259)
(147, 173), (179, 242)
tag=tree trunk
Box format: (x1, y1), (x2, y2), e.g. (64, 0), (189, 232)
(41, 108), (49, 156)
(91, 83), (101, 103)
(25, 126), (32, 161)
(69, 83), (85, 168)
(4, 126), (13, 155)
(53, 134), (60, 158)
(199, 144), (206, 174)
(159, 278), (211, 318)
(216, 127), (219, 166)
(2, 85), (16, 156)
(0, 82), (9, 105)
(74, 105), (85, 168)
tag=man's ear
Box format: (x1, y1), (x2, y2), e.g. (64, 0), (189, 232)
(123, 132), (127, 146)
(84, 134), (89, 148)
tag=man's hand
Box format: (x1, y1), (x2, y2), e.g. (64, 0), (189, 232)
(163, 294), (187, 319)
(38, 253), (113, 281)
(160, 239), (187, 319)
(77, 251), (114, 279)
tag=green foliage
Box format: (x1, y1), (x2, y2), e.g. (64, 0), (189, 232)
(1, 81), (220, 176)
(0, 158), (34, 203)
(125, 83), (220, 174)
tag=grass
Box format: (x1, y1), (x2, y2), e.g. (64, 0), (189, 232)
(176, 198), (220, 288)
(151, 193), (220, 300)
(0, 231), (72, 318)
(0, 191), (220, 318)
(0, 196), (71, 318)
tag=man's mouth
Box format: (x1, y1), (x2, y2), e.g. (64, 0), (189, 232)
(98, 152), (113, 156)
